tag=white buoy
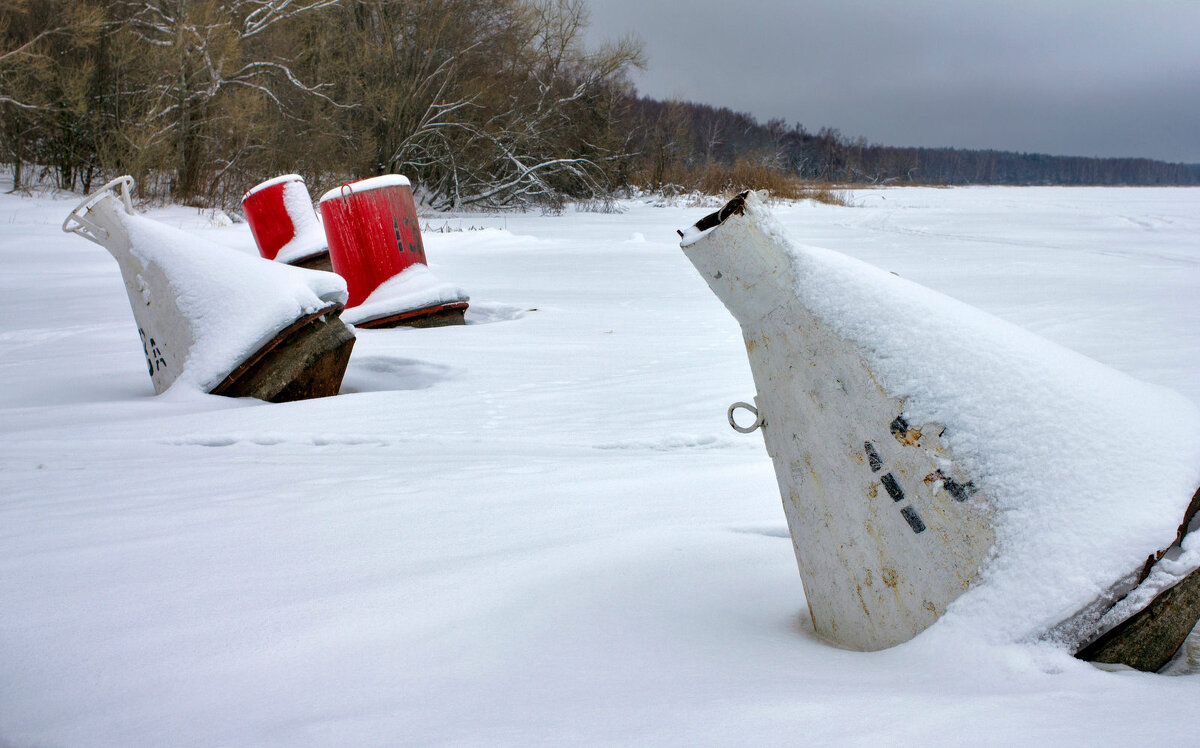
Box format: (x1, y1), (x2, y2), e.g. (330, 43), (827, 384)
(63, 176), (354, 399)
(679, 191), (1200, 666)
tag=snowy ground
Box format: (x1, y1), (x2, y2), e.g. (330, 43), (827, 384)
(2, 181), (1198, 746)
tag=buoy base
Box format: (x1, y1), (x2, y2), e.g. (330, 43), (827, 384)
(1077, 564), (1200, 672)
(211, 304), (355, 402)
(287, 250), (333, 274)
(1077, 486), (1200, 672)
(352, 301), (469, 329)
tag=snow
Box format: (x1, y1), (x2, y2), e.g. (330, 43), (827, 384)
(2, 180), (1200, 745)
(697, 191), (1200, 647)
(340, 263), (469, 326)
(113, 206), (347, 392)
(272, 179), (328, 264)
(318, 174), (412, 204)
(244, 173), (305, 197)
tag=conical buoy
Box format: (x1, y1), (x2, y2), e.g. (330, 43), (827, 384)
(242, 174), (331, 272)
(679, 190), (1200, 670)
(318, 175), (469, 328)
(63, 176), (355, 401)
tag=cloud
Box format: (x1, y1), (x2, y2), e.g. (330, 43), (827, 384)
(585, 0), (1200, 162)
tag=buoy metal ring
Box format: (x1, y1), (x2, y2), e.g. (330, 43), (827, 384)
(728, 399), (765, 433)
(62, 175), (135, 244)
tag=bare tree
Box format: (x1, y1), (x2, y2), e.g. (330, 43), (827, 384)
(3, 0), (654, 208)
(324, 0), (641, 210)
(119, 0), (343, 200)
(0, 0), (106, 190)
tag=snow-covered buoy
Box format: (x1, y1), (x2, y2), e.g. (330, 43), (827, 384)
(63, 176), (355, 401)
(318, 175), (469, 328)
(242, 174), (332, 271)
(679, 190), (1200, 670)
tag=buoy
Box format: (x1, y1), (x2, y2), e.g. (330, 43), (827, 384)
(679, 190), (1200, 670)
(63, 176), (356, 401)
(242, 174), (331, 271)
(318, 175), (469, 328)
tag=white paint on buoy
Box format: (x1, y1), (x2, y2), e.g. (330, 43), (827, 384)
(64, 177), (347, 394)
(680, 191), (1200, 652)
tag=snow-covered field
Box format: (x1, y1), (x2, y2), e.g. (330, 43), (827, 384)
(2, 180), (1198, 746)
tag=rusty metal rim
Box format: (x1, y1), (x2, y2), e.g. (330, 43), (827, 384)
(350, 301), (469, 329)
(1073, 485), (1200, 667)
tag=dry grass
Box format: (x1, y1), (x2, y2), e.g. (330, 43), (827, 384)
(633, 159), (853, 207)
(795, 184), (852, 206)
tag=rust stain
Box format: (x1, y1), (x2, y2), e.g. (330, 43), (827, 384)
(890, 415), (922, 446)
(855, 584), (871, 618)
(867, 483), (879, 499)
(745, 338), (757, 353)
(923, 472), (939, 485)
(882, 567), (899, 589)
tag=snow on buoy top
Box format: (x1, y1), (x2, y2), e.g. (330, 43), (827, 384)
(318, 175), (412, 204)
(115, 208), (348, 392)
(243, 174), (304, 200)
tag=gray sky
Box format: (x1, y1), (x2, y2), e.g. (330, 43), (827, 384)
(584, 0), (1200, 163)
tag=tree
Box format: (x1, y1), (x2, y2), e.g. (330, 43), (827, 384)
(314, 0), (641, 210)
(117, 0), (342, 201)
(0, 0), (106, 190)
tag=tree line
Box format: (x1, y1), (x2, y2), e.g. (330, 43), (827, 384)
(0, 0), (643, 209)
(630, 97), (1200, 189)
(3, 0), (1197, 212)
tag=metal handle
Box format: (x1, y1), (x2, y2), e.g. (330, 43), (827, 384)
(62, 175), (136, 244)
(728, 399), (765, 433)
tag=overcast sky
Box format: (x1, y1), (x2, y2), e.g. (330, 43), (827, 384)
(584, 0), (1200, 163)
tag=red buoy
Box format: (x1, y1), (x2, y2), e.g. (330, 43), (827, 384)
(242, 175), (330, 270)
(318, 175), (468, 327)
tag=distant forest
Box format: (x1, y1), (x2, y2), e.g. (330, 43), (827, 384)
(2, 0), (1197, 211)
(632, 98), (1200, 188)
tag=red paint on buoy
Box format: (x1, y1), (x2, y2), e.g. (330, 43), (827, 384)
(318, 175), (426, 307)
(242, 174), (327, 264)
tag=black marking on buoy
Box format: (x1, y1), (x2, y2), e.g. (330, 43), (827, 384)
(943, 477), (977, 503)
(881, 473), (905, 502)
(890, 415), (909, 436)
(900, 506), (927, 533)
(864, 441), (883, 472)
(139, 328), (153, 376)
(146, 337), (165, 372)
